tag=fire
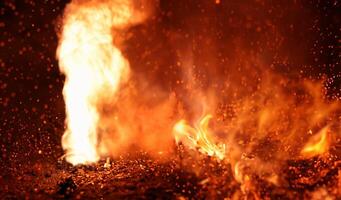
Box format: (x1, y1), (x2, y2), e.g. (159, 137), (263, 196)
(55, 4), (340, 192)
(56, 0), (147, 165)
(173, 114), (226, 160)
(301, 126), (330, 158)
(52, 0), (341, 197)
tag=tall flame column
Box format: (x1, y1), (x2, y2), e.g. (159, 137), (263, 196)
(57, 0), (145, 165)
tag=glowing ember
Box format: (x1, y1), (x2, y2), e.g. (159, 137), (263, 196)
(56, 0), (146, 165)
(173, 114), (226, 160)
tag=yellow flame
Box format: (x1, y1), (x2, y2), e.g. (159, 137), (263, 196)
(173, 114), (225, 160)
(301, 126), (330, 158)
(57, 0), (144, 165)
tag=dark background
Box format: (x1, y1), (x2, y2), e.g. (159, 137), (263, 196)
(0, 0), (340, 175)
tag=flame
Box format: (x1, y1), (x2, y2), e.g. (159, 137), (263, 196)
(57, 0), (146, 165)
(173, 114), (226, 160)
(55, 2), (341, 183)
(301, 126), (330, 158)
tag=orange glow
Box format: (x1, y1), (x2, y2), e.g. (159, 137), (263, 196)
(53, 1), (341, 197)
(173, 114), (226, 160)
(56, 3), (340, 187)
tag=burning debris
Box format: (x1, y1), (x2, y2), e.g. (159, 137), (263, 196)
(2, 151), (340, 199)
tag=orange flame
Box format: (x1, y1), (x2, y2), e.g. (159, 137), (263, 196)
(57, 0), (146, 165)
(173, 114), (226, 160)
(301, 126), (330, 158)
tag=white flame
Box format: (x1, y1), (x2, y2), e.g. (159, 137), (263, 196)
(57, 0), (146, 165)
